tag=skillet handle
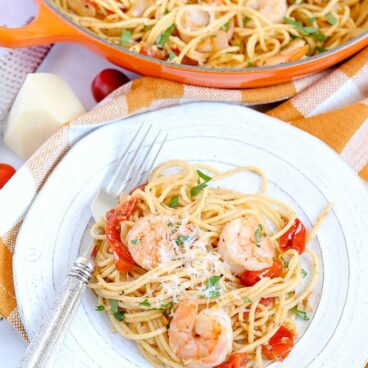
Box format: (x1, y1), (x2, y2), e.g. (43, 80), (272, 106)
(0, 2), (82, 48)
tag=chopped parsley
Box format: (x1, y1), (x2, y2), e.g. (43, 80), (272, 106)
(203, 275), (222, 299)
(255, 224), (263, 243)
(316, 46), (327, 53)
(196, 169), (212, 182)
(130, 239), (140, 245)
(280, 255), (289, 269)
(168, 51), (176, 61)
(157, 24), (176, 47)
(326, 12), (337, 26)
(121, 30), (132, 47)
(300, 26), (318, 36)
(110, 299), (119, 313)
(114, 311), (125, 321)
(140, 299), (151, 307)
(284, 16), (302, 28)
(284, 16), (327, 42)
(167, 221), (174, 227)
(243, 297), (252, 304)
(291, 306), (310, 320)
(243, 16), (251, 26)
(175, 235), (189, 245)
(312, 32), (327, 41)
(308, 17), (316, 24)
(191, 182), (208, 197)
(220, 21), (230, 32)
(247, 61), (254, 67)
(157, 302), (174, 311)
(191, 170), (212, 198)
(95, 305), (105, 312)
(169, 195), (179, 208)
(301, 269), (307, 278)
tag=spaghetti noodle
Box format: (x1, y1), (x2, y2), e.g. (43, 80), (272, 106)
(53, 0), (367, 67)
(89, 160), (328, 368)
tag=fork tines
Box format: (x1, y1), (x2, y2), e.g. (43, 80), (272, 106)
(107, 124), (167, 195)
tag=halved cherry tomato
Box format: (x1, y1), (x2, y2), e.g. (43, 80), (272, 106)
(240, 259), (283, 287)
(105, 197), (137, 272)
(243, 297), (275, 319)
(259, 297), (275, 307)
(139, 47), (165, 60)
(0, 163), (16, 189)
(129, 183), (146, 195)
(262, 325), (294, 361)
(213, 353), (249, 368)
(181, 55), (199, 66)
(279, 218), (306, 254)
(91, 68), (130, 102)
(170, 48), (199, 66)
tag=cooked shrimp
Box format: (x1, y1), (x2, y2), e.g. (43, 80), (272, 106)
(218, 216), (275, 275)
(197, 20), (234, 53)
(126, 215), (196, 270)
(263, 40), (309, 66)
(128, 0), (152, 17)
(68, 0), (96, 16)
(178, 7), (234, 52)
(250, 0), (287, 23)
(169, 299), (233, 368)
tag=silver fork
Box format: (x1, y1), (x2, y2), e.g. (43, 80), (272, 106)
(18, 125), (167, 368)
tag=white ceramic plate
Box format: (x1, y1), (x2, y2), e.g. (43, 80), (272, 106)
(14, 102), (368, 368)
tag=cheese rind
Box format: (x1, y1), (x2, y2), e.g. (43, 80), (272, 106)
(4, 73), (85, 159)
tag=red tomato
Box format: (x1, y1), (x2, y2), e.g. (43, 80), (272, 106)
(279, 218), (307, 254)
(259, 297), (275, 307)
(182, 55), (199, 66)
(213, 353), (249, 368)
(240, 259), (283, 287)
(262, 326), (294, 361)
(105, 197), (137, 272)
(91, 68), (130, 102)
(0, 163), (16, 189)
(243, 297), (275, 319)
(139, 47), (165, 60)
(129, 183), (146, 195)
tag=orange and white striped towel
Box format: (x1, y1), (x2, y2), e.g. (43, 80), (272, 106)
(0, 47), (367, 339)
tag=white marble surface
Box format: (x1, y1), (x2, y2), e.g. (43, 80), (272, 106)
(0, 1), (138, 366)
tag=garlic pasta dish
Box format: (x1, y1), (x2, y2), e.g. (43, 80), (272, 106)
(89, 160), (329, 368)
(53, 0), (367, 68)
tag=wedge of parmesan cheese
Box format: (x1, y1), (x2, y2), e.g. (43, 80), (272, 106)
(4, 73), (85, 159)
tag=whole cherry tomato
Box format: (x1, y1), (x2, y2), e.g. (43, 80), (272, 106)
(91, 68), (130, 102)
(0, 163), (16, 189)
(240, 259), (283, 287)
(279, 218), (307, 254)
(262, 325), (294, 361)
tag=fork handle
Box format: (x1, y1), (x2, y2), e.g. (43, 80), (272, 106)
(18, 257), (95, 368)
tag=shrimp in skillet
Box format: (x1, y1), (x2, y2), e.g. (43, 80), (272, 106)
(178, 6), (234, 53)
(250, 0), (288, 23)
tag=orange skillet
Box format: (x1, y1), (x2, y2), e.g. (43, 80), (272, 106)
(0, 0), (367, 88)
